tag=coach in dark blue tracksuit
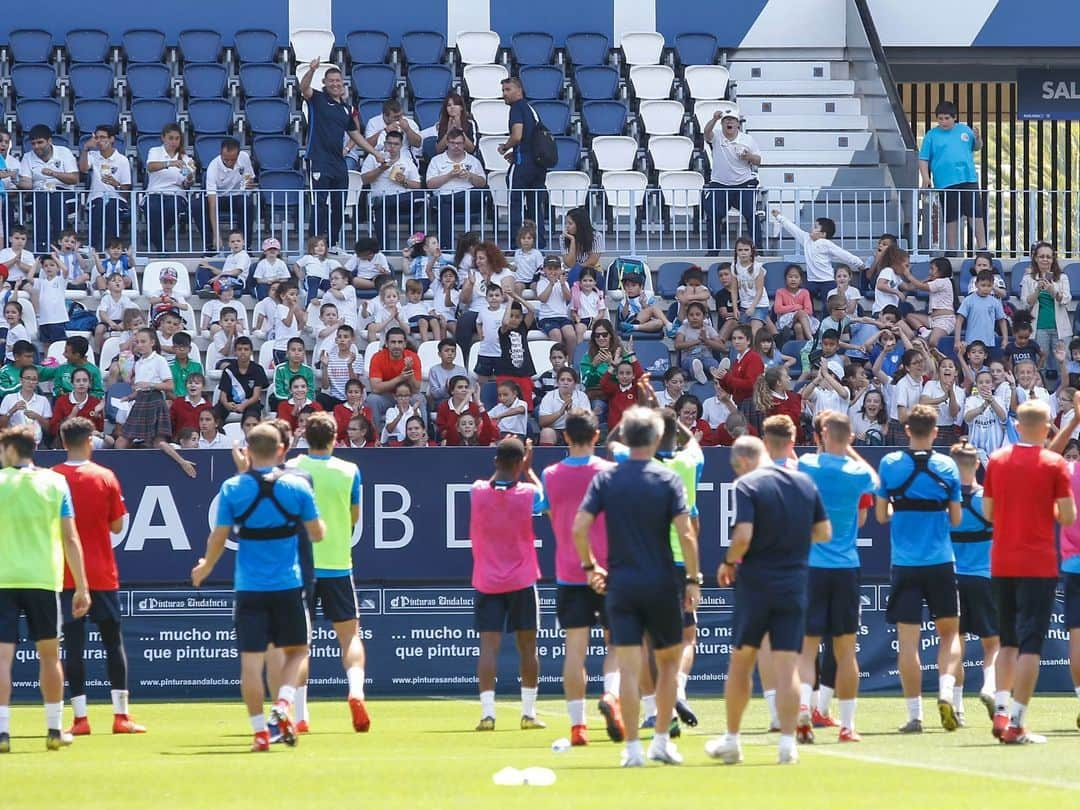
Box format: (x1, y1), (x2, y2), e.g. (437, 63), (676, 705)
(705, 435), (830, 766)
(300, 58), (379, 248)
(498, 77), (547, 249)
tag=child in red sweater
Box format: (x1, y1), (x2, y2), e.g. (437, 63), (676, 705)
(168, 372), (211, 439)
(599, 358), (645, 431)
(717, 325), (764, 404)
(751, 365), (804, 443)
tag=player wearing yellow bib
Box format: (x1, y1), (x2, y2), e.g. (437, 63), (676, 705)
(0, 425), (91, 753)
(287, 412), (369, 733)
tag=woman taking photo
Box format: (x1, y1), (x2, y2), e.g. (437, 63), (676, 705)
(1020, 240), (1071, 365)
(144, 123), (195, 252)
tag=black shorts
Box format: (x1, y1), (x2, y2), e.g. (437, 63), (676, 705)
(61, 589), (123, 626)
(677, 576), (696, 629)
(473, 355), (498, 377)
(0, 588), (61, 643)
(556, 584), (606, 630)
(474, 585), (539, 633)
(1065, 573), (1080, 630)
(957, 575), (998, 638)
(994, 577), (1056, 655)
(306, 574), (359, 625)
(886, 562), (959, 624)
(234, 588), (310, 653)
(805, 567), (861, 638)
(607, 582), (683, 650)
(732, 578), (806, 652)
(941, 182), (985, 223)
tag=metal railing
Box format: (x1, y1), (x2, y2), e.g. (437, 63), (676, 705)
(0, 183), (1068, 261)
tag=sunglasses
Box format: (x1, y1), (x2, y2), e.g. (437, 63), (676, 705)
(593, 332), (611, 337)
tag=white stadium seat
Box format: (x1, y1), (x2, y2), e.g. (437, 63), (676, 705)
(528, 340), (556, 377)
(487, 169), (509, 218)
(478, 135), (505, 168)
(545, 171), (592, 217)
(694, 99), (740, 132)
(629, 64), (674, 100)
(601, 170), (648, 222)
(471, 99), (510, 135)
(142, 261), (192, 297)
(659, 170), (705, 218)
(99, 337), (122, 373)
(456, 30), (500, 65)
(639, 99), (684, 136)
(463, 63), (508, 99)
(591, 135), (638, 172)
(290, 28), (335, 63)
(620, 32), (664, 66)
(647, 135), (694, 171)
(683, 65), (730, 101)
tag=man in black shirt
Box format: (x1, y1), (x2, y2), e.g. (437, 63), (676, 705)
(215, 336), (268, 423)
(498, 77), (547, 249)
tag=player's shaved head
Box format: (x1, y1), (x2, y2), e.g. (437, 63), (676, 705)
(246, 423), (283, 462)
(730, 435), (766, 475)
(1016, 399), (1052, 443)
(762, 414), (796, 457)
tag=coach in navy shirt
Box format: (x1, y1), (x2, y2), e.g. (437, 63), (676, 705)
(575, 406), (699, 767)
(706, 435), (829, 766)
(497, 77), (548, 248)
(300, 58), (379, 247)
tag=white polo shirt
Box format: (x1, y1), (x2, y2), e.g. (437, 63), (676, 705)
(19, 146), (79, 191)
(205, 151), (254, 197)
(86, 148), (133, 202)
(360, 152), (420, 198)
(708, 130), (759, 186)
(427, 151), (484, 196)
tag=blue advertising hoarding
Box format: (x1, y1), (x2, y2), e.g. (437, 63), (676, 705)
(1017, 69), (1080, 120)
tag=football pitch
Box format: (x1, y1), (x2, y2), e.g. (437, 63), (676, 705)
(4, 696), (1079, 807)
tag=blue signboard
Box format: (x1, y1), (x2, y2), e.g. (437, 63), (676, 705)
(1017, 69), (1080, 120)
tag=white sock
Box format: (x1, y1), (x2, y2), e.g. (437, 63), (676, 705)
(1008, 699), (1027, 728)
(953, 684), (964, 712)
(906, 697), (923, 722)
(798, 682), (813, 712)
(0, 705), (9, 735)
(567, 698), (585, 726)
(778, 734), (796, 756)
(480, 689), (496, 719)
(839, 699), (856, 730)
(818, 686), (834, 715)
(651, 731), (669, 749)
(725, 731), (741, 746)
(994, 689), (1010, 713)
(764, 689), (778, 727)
(276, 684), (296, 707)
(1074, 686), (1080, 700)
(521, 686), (538, 718)
(347, 666), (365, 699)
(111, 689), (129, 716)
(71, 694), (88, 719)
(676, 672), (688, 703)
(642, 694), (657, 719)
(45, 702), (63, 732)
(294, 686), (308, 723)
(250, 713), (267, 733)
(981, 664), (996, 695)
(603, 671), (620, 696)
(625, 738), (643, 758)
(938, 673), (955, 704)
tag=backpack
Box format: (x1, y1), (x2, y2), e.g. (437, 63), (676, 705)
(529, 105), (558, 170)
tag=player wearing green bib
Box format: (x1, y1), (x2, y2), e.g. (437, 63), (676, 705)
(286, 413), (369, 734)
(0, 425), (91, 753)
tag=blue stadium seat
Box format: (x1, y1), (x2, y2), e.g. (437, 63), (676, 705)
(239, 63), (284, 98)
(422, 135), (438, 160)
(636, 340), (672, 377)
(183, 63), (228, 99)
(253, 134), (299, 170)
(511, 32), (554, 66)
(126, 64), (172, 98)
(408, 64), (452, 100)
(11, 64), (57, 99)
(937, 335), (955, 360)
(574, 65), (619, 100)
(674, 33), (718, 66)
(69, 64), (114, 99)
(21, 134), (70, 153)
(532, 100), (570, 135)
(565, 32), (609, 67)
(74, 99), (120, 133)
(178, 30), (221, 63)
(66, 29), (110, 63)
(520, 66), (562, 100)
(122, 29), (166, 63)
(131, 98), (178, 135)
(16, 99), (63, 133)
(553, 135), (580, 171)
(412, 99), (442, 130)
(194, 135), (227, 168)
(234, 29), (279, 64)
(188, 98), (233, 134)
(351, 65), (396, 100)
(346, 30), (390, 65)
(359, 99), (388, 127)
(259, 170), (305, 211)
(479, 381), (499, 410)
(780, 340), (804, 375)
(657, 261), (694, 298)
(687, 382), (713, 403)
(959, 257), (1004, 275)
(1064, 263), (1080, 300)
(581, 100), (627, 136)
(135, 134), (159, 168)
(245, 98), (290, 134)
(401, 30), (445, 65)
(762, 261), (789, 293)
(1010, 262), (1029, 297)
(9, 30), (53, 63)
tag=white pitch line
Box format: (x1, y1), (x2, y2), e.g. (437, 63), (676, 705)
(809, 746), (1080, 791)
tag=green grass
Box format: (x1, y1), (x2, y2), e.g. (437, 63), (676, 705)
(4, 696), (1080, 807)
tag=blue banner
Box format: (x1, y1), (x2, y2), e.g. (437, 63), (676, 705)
(1017, 69), (1080, 120)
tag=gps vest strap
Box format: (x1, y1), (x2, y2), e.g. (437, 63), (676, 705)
(951, 488), (993, 543)
(234, 469), (302, 540)
(887, 449), (951, 512)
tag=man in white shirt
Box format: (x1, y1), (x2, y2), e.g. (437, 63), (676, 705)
(363, 99), (422, 153)
(204, 138), (256, 251)
(360, 130), (421, 251)
(425, 129), (487, 249)
(78, 124), (133, 251)
(0, 127), (21, 244)
(17, 125), (80, 252)
(703, 113), (762, 252)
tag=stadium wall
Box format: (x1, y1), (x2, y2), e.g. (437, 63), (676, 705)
(9, 447), (1077, 700)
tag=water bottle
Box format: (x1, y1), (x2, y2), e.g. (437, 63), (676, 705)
(550, 738), (571, 753)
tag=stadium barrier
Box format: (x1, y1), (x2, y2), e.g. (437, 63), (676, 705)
(0, 184), (1056, 260)
(9, 447), (1076, 699)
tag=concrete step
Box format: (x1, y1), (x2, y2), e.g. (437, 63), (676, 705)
(736, 96), (862, 116)
(744, 114), (869, 132)
(758, 165), (889, 189)
(731, 79), (856, 96)
(729, 61), (845, 81)
(758, 148), (879, 166)
(754, 131), (873, 151)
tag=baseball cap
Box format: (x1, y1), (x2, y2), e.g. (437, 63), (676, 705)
(543, 255), (562, 268)
(261, 237), (281, 251)
(721, 112), (740, 122)
(159, 266), (178, 282)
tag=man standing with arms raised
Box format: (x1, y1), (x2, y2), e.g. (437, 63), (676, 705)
(705, 436), (830, 766)
(983, 400), (1074, 744)
(574, 407), (700, 767)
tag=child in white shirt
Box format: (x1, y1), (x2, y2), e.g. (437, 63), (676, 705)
(429, 265), (461, 337)
(94, 272), (137, 352)
(252, 237), (291, 298)
(295, 235), (340, 303)
(487, 380), (528, 438)
(200, 284), (248, 337)
(321, 267), (359, 327)
(2, 300), (31, 362)
(347, 236), (391, 290)
(401, 278), (440, 341)
(511, 222), (544, 295)
(252, 279), (282, 339)
(31, 255), (69, 344)
(272, 282), (307, 362)
(0, 227), (36, 289)
(570, 267), (604, 329)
